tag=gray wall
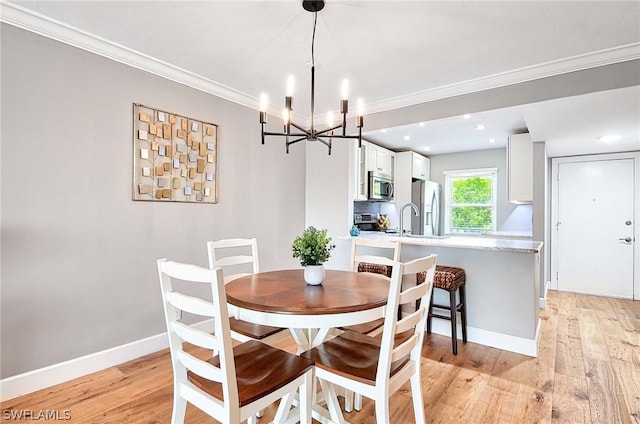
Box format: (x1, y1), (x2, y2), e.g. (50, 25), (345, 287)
(0, 24), (306, 377)
(429, 148), (532, 234)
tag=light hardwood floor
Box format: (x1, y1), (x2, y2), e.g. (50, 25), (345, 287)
(2, 290), (639, 423)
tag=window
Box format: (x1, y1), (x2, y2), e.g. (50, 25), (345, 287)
(444, 168), (497, 234)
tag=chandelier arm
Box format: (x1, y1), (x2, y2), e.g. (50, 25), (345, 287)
(315, 124), (344, 137)
(286, 136), (308, 147)
(263, 131), (309, 138)
(289, 122), (310, 134)
(316, 137), (332, 155)
(321, 134), (360, 139)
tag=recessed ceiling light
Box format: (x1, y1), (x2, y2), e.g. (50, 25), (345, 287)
(463, 114), (471, 119)
(381, 129), (387, 133)
(403, 135), (411, 141)
(488, 138), (496, 143)
(423, 146), (430, 152)
(599, 134), (621, 143)
(476, 124), (486, 130)
(419, 122), (426, 127)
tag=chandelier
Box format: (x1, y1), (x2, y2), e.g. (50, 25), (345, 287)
(259, 0), (364, 155)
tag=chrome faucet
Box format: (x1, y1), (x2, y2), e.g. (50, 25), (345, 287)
(398, 202), (419, 237)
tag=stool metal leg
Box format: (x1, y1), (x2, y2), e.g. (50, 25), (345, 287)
(450, 290), (458, 355)
(459, 284), (467, 343)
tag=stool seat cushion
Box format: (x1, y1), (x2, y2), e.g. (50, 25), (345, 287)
(418, 265), (465, 291)
(357, 262), (393, 278)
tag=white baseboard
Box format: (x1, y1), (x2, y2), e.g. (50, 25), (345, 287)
(539, 280), (551, 309)
(429, 318), (540, 357)
(0, 319), (213, 402)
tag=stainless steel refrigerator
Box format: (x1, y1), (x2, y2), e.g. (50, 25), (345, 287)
(411, 180), (441, 236)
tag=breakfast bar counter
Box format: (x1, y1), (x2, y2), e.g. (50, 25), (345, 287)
(342, 232), (543, 357)
(355, 231), (542, 253)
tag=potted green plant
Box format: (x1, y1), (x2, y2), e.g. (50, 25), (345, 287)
(291, 226), (336, 285)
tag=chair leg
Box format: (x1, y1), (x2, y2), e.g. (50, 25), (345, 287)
(426, 291), (435, 334)
(273, 392), (295, 423)
(450, 289), (458, 355)
(410, 370), (426, 424)
(320, 380), (347, 424)
(300, 370), (313, 424)
(354, 392), (362, 411)
(344, 388), (353, 412)
(459, 284), (468, 343)
(172, 393), (187, 424)
(374, 397), (390, 424)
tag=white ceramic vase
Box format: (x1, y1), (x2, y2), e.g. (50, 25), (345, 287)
(304, 265), (325, 285)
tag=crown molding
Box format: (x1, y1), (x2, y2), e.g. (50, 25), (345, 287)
(2, 0), (639, 118)
(366, 42), (640, 115)
(0, 1), (258, 110)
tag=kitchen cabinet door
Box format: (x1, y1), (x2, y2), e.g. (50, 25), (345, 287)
(411, 152), (429, 180)
(368, 143), (393, 176)
(507, 133), (533, 203)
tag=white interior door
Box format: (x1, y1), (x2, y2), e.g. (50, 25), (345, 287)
(555, 158), (635, 299)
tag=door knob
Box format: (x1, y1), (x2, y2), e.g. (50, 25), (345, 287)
(619, 237), (632, 243)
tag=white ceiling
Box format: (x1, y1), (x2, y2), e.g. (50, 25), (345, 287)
(7, 0), (640, 157)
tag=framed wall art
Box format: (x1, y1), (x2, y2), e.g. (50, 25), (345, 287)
(133, 103), (218, 203)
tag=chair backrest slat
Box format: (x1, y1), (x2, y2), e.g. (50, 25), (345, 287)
(172, 321), (221, 351)
(207, 238), (259, 282)
(166, 292), (216, 317)
(354, 254), (396, 269)
(398, 283), (429, 305)
(395, 309), (422, 334)
(176, 349), (223, 383)
(390, 333), (418, 363)
(350, 238), (401, 272)
(215, 255), (256, 268)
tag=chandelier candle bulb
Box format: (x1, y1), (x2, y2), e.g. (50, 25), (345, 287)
(341, 79), (349, 100)
(286, 74), (295, 96)
(260, 93), (268, 112)
(259, 93), (268, 126)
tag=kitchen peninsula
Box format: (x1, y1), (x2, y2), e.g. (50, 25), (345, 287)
(344, 232), (543, 357)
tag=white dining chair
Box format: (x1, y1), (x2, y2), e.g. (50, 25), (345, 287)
(343, 237), (402, 336)
(157, 258), (313, 424)
(302, 254), (438, 424)
(340, 237), (401, 412)
(207, 238), (288, 344)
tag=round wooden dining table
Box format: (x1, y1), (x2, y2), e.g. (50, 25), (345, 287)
(225, 269), (390, 352)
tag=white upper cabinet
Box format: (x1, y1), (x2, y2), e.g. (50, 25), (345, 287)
(367, 143), (394, 176)
(355, 141), (396, 200)
(411, 152), (429, 180)
(507, 133), (533, 204)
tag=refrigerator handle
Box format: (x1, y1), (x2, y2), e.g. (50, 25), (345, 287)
(430, 191), (436, 234)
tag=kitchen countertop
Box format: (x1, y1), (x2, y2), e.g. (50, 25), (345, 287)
(349, 231), (543, 253)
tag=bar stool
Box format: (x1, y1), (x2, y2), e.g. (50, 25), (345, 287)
(419, 265), (467, 355)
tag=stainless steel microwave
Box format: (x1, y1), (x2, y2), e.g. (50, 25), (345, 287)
(368, 172), (394, 201)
